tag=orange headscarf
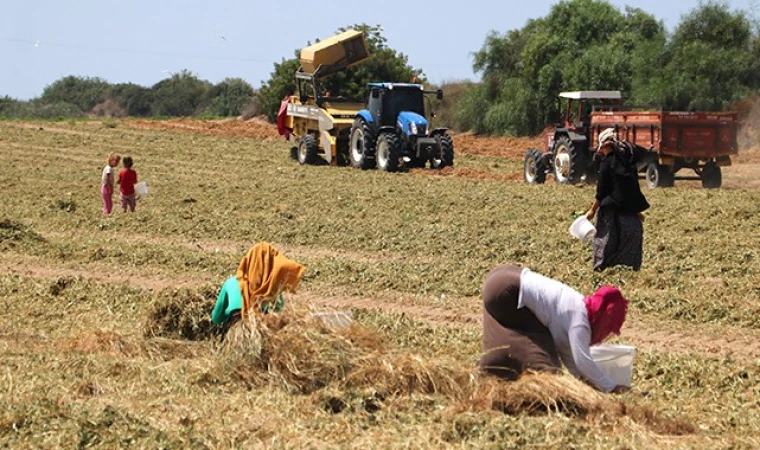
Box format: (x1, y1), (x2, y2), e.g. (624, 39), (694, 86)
(236, 243), (305, 318)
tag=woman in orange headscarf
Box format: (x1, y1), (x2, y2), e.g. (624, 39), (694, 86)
(212, 243), (305, 325)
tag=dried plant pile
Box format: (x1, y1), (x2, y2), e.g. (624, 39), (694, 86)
(210, 305), (610, 419)
(144, 285), (221, 340)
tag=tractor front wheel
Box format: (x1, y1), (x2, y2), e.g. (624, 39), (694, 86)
(349, 119), (375, 170)
(523, 148), (547, 184)
(376, 133), (401, 172)
(297, 135), (319, 165)
(430, 133), (454, 169)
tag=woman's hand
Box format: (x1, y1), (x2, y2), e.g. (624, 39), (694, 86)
(586, 200), (600, 221)
(610, 385), (630, 394)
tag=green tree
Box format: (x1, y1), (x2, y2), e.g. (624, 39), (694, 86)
(655, 2), (758, 110)
(258, 24), (424, 121)
(39, 76), (110, 113)
(459, 0), (667, 135)
(151, 70), (212, 117)
(205, 78), (255, 117)
(110, 83), (154, 117)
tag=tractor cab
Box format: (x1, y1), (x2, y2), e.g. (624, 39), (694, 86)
(365, 83), (440, 133)
(557, 91), (621, 132)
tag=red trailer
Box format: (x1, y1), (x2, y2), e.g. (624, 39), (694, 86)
(591, 110), (738, 188)
(523, 91), (739, 188)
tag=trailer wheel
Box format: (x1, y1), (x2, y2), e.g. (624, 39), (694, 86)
(552, 136), (584, 184)
(349, 119), (375, 170)
(701, 162), (722, 189)
(430, 133), (454, 169)
(376, 132), (401, 172)
(297, 135), (319, 165)
(523, 148), (547, 184)
(645, 162), (674, 188)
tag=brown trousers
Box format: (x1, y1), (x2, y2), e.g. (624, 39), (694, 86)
(478, 265), (560, 379)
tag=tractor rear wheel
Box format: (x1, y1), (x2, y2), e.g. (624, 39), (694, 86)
(376, 133), (401, 172)
(430, 133), (454, 169)
(701, 162), (722, 189)
(552, 136), (585, 184)
(297, 135), (319, 165)
(645, 161), (674, 188)
(349, 119), (375, 170)
(523, 148), (547, 184)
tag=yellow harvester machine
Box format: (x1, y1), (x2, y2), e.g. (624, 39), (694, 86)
(277, 30), (371, 165)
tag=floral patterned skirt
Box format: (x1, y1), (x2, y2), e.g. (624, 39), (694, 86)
(592, 206), (643, 271)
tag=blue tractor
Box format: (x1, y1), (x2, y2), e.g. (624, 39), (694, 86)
(348, 83), (454, 171)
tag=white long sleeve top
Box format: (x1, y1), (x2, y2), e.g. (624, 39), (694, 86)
(518, 268), (617, 392)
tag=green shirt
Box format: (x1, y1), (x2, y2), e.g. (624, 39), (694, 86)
(211, 276), (242, 324)
(211, 276), (286, 324)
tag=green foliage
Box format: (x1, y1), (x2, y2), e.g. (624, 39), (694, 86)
(257, 57), (301, 122)
(453, 84), (489, 134)
(39, 76), (110, 113)
(649, 1), (759, 110)
(458, 0), (760, 135)
(0, 96), (84, 119)
(110, 83), (154, 117)
(205, 78), (255, 117)
(257, 24), (424, 121)
(150, 70), (212, 117)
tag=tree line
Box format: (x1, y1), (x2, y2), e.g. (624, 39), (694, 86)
(457, 0), (760, 135)
(0, 71), (261, 119)
(2, 1), (758, 137)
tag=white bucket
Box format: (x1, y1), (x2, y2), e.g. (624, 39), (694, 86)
(590, 344), (636, 387)
(569, 215), (596, 243)
(135, 181), (148, 198)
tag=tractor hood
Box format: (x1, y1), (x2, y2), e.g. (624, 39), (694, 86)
(397, 111), (428, 136)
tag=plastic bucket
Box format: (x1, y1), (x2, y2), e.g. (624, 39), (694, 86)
(590, 344), (636, 387)
(569, 215), (596, 243)
(135, 181), (148, 198)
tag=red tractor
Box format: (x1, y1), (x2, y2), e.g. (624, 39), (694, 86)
(524, 91), (621, 185)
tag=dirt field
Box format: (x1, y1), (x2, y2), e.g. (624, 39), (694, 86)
(1, 119), (759, 448)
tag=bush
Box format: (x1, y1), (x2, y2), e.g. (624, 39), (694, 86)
(204, 78), (255, 117)
(39, 76), (110, 113)
(454, 84), (489, 134)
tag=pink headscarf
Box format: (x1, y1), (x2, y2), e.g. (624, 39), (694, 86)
(585, 286), (628, 345)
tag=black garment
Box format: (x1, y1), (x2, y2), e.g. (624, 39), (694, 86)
(595, 142), (650, 214)
(593, 206), (644, 271)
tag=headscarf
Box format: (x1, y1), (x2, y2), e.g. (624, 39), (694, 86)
(585, 286), (628, 345)
(236, 243), (305, 318)
(597, 128), (616, 150)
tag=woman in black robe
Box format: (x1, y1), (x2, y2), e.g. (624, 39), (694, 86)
(586, 129), (650, 271)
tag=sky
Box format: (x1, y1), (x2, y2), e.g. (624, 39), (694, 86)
(2, 0), (757, 100)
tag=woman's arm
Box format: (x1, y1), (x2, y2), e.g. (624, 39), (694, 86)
(588, 160), (612, 220)
(586, 199), (601, 220)
(565, 326), (618, 393)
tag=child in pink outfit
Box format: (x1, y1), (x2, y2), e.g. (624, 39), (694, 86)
(101, 153), (121, 215)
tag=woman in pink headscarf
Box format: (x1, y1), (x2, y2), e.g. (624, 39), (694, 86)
(478, 265), (629, 393)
